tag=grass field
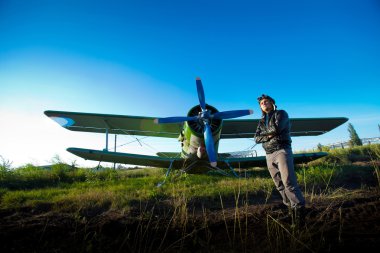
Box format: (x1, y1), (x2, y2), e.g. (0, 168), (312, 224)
(1, 144), (379, 252)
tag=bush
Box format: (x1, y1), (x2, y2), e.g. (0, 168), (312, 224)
(309, 144), (380, 166)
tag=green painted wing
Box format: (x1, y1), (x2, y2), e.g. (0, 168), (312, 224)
(45, 111), (347, 139)
(67, 148), (185, 168)
(156, 152), (182, 158)
(221, 117), (348, 139)
(68, 148), (327, 170)
(218, 152), (327, 168)
(45, 110), (182, 138)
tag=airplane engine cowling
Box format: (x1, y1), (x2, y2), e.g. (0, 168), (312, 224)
(186, 104), (222, 137)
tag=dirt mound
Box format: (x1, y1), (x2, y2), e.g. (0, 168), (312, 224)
(1, 189), (379, 253)
(352, 160), (380, 167)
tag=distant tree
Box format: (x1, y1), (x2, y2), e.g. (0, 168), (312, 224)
(317, 143), (323, 151)
(348, 123), (362, 147)
(0, 155), (12, 172)
(378, 124), (380, 134)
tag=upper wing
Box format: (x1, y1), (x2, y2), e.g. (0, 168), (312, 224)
(220, 117), (348, 139)
(45, 110), (182, 138)
(45, 110), (348, 139)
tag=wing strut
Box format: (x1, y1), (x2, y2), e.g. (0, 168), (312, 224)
(223, 161), (239, 177)
(157, 160), (174, 187)
(113, 134), (117, 169)
(103, 119), (114, 151)
(104, 128), (109, 151)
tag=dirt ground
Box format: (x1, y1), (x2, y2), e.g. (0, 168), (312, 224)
(1, 187), (379, 253)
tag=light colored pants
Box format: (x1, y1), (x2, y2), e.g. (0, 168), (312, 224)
(266, 148), (305, 209)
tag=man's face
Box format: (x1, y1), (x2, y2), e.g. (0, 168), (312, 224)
(260, 98), (274, 113)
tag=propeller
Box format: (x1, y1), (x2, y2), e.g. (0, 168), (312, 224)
(196, 77), (206, 110)
(203, 122), (217, 167)
(154, 77), (253, 167)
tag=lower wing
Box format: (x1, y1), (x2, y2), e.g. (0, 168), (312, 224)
(68, 148), (326, 170)
(218, 152), (327, 169)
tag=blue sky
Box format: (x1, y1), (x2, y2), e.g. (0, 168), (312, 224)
(1, 0), (379, 167)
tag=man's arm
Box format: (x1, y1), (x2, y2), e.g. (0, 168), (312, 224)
(259, 110), (289, 137)
(254, 122), (270, 143)
(255, 134), (269, 143)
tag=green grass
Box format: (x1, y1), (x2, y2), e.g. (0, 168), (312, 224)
(310, 143), (380, 165)
(1, 146), (380, 253)
(1, 144), (379, 213)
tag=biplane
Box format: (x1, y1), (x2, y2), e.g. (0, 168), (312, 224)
(45, 77), (348, 177)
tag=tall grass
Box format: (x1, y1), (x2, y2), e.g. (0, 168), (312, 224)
(310, 143), (380, 165)
(1, 145), (379, 212)
(0, 145), (379, 252)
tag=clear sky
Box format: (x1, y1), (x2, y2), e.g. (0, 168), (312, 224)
(1, 0), (379, 168)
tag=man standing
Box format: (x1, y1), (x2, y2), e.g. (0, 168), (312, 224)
(255, 94), (305, 224)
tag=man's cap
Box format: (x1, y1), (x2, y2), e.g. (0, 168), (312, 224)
(257, 94), (275, 104)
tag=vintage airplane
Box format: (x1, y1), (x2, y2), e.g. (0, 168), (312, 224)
(45, 77), (348, 177)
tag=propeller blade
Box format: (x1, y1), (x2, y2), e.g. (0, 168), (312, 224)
(196, 77), (206, 110)
(154, 116), (198, 124)
(203, 122), (217, 167)
(212, 109), (253, 120)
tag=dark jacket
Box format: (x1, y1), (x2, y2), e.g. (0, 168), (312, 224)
(255, 109), (292, 154)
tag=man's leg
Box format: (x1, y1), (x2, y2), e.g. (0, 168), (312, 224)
(266, 152), (290, 207)
(275, 149), (305, 208)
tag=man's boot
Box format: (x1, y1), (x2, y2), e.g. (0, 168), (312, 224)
(292, 206), (306, 227)
(276, 205), (292, 223)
